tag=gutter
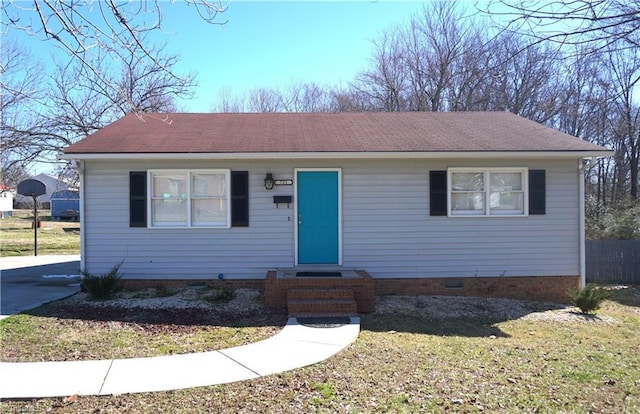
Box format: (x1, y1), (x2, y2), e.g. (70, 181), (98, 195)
(578, 157), (598, 288)
(75, 160), (86, 272)
(579, 156), (598, 171)
(59, 150), (615, 161)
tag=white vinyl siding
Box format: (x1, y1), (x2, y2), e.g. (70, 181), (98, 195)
(81, 158), (581, 280)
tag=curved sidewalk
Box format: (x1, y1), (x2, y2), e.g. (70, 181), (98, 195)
(0, 317), (360, 399)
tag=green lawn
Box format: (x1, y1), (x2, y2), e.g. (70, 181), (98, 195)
(0, 209), (80, 256)
(1, 287), (638, 413)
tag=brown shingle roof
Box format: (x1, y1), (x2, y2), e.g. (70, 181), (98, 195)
(63, 111), (609, 155)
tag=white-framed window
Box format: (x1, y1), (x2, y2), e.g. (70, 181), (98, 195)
(148, 169), (230, 228)
(448, 168), (528, 217)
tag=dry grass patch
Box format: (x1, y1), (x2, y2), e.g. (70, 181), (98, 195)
(0, 288), (287, 362)
(1, 209), (80, 256)
(1, 286), (638, 413)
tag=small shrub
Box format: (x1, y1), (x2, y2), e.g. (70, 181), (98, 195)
(81, 262), (124, 300)
(567, 284), (613, 314)
(153, 284), (174, 298)
(202, 287), (235, 304)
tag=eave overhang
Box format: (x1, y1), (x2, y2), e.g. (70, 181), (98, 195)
(59, 150), (614, 161)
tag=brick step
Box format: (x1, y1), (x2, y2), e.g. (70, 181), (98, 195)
(287, 299), (358, 317)
(287, 288), (354, 301)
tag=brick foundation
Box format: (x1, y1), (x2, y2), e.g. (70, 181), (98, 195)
(121, 274), (578, 311)
(375, 275), (579, 304)
(121, 279), (265, 291)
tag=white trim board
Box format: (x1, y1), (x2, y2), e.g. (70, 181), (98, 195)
(60, 150), (614, 161)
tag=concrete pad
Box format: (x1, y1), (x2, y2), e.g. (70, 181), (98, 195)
(277, 317), (361, 346)
(0, 255), (81, 271)
(1, 255), (82, 317)
(0, 285), (80, 317)
(0, 360), (112, 399)
(100, 351), (259, 395)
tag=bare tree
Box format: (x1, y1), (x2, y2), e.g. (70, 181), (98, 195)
(280, 82), (332, 112)
(2, 1), (224, 177)
(403, 2), (473, 112)
(0, 163), (29, 188)
(213, 86), (245, 113)
(326, 86), (376, 112)
(604, 47), (640, 199)
(351, 27), (409, 111)
(113, 42), (196, 114)
(211, 82), (333, 113)
(485, 33), (567, 123)
(483, 1), (640, 54)
(1, 37), (196, 178)
(246, 87), (284, 113)
(1, 0), (227, 111)
(446, 31), (494, 112)
(0, 40), (50, 170)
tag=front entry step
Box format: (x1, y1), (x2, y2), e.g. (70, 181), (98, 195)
(287, 288), (358, 317)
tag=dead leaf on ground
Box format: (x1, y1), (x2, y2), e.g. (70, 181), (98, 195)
(63, 394), (79, 404)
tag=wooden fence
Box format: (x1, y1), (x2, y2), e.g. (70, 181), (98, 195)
(586, 240), (640, 284)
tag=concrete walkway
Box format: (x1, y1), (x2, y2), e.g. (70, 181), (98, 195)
(0, 316), (360, 399)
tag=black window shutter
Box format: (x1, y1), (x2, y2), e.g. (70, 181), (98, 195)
(231, 171), (249, 227)
(430, 170), (448, 216)
(130, 171), (147, 227)
(529, 169), (546, 215)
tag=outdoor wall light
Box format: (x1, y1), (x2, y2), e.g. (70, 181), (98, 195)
(264, 173), (275, 190)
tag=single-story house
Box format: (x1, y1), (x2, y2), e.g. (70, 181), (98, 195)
(61, 112), (611, 307)
(0, 185), (15, 218)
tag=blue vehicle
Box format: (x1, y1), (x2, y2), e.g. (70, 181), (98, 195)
(50, 190), (80, 220)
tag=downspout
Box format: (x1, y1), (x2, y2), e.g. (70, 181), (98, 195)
(578, 157), (597, 288)
(75, 160), (86, 272)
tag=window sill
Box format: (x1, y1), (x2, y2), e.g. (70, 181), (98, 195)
(448, 213), (529, 218)
(148, 225), (231, 229)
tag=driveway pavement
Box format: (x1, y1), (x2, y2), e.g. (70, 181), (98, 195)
(0, 255), (81, 318)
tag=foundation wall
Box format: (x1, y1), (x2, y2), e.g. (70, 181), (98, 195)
(122, 274), (579, 308)
(121, 279), (265, 291)
(374, 275), (579, 304)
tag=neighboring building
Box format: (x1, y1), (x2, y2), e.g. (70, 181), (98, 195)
(61, 112), (612, 305)
(50, 190), (80, 220)
(14, 173), (75, 209)
(0, 186), (15, 218)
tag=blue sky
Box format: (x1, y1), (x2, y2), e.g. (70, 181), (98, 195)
(7, 1), (457, 112)
(5, 1), (433, 174)
(150, 1), (427, 111)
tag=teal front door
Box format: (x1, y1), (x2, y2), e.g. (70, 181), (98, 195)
(297, 171), (339, 264)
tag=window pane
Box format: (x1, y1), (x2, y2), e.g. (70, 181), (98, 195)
(153, 173), (187, 199)
(451, 192), (484, 213)
(192, 199), (227, 225)
(490, 172), (522, 191)
(490, 192), (524, 213)
(152, 199), (187, 225)
(452, 172), (484, 191)
(192, 173), (225, 197)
